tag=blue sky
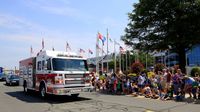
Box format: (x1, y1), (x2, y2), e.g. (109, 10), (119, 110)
(0, 0), (138, 69)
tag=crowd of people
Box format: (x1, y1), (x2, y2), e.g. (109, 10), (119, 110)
(91, 69), (200, 101)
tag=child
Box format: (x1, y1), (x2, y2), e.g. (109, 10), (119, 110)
(131, 82), (139, 97)
(176, 88), (184, 101)
(164, 85), (174, 100)
(113, 77), (118, 94)
(192, 78), (199, 99)
(117, 78), (122, 95)
(143, 85), (152, 98)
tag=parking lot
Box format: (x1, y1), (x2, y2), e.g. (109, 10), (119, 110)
(0, 81), (199, 112)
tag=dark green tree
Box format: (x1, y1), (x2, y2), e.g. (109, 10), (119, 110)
(122, 0), (200, 73)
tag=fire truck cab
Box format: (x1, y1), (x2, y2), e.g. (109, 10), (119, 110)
(19, 50), (93, 98)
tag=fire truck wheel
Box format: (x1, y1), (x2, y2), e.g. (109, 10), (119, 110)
(23, 82), (29, 94)
(9, 82), (12, 86)
(71, 94), (79, 98)
(39, 85), (46, 98)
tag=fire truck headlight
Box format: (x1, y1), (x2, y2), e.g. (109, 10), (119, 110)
(55, 76), (64, 84)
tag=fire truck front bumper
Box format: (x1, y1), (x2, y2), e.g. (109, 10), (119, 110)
(52, 86), (94, 95)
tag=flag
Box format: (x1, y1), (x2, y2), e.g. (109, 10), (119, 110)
(102, 36), (106, 45)
(80, 48), (85, 53)
(42, 38), (44, 49)
(106, 30), (113, 43)
(119, 46), (124, 51)
(98, 32), (103, 40)
(98, 32), (106, 45)
(89, 49), (93, 54)
(120, 46), (126, 54)
(66, 41), (71, 51)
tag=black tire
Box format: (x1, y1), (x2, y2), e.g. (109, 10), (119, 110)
(23, 82), (29, 94)
(39, 84), (46, 99)
(9, 82), (12, 86)
(71, 94), (79, 98)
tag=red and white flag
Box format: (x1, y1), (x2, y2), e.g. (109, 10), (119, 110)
(88, 49), (93, 54)
(119, 46), (126, 54)
(80, 48), (85, 53)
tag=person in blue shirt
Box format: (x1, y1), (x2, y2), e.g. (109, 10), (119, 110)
(184, 76), (195, 98)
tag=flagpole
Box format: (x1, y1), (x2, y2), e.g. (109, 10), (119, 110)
(42, 38), (44, 50)
(123, 53), (125, 72)
(106, 28), (109, 73)
(114, 40), (116, 73)
(96, 33), (99, 75)
(66, 41), (68, 52)
(102, 42), (104, 74)
(119, 50), (121, 73)
(30, 46), (33, 57)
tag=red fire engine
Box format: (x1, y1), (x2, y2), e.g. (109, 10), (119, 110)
(19, 50), (93, 98)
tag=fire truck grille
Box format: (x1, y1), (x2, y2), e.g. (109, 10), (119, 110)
(65, 80), (84, 84)
(64, 74), (85, 84)
(65, 74), (84, 78)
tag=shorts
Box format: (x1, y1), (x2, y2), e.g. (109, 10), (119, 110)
(184, 85), (192, 93)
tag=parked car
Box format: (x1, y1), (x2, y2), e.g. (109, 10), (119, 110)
(6, 74), (19, 86)
(0, 73), (6, 81)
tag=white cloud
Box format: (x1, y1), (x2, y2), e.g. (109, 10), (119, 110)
(22, 0), (93, 20)
(0, 13), (47, 33)
(0, 12), (96, 55)
(0, 0), (129, 69)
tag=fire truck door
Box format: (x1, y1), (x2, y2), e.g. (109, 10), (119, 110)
(27, 66), (34, 88)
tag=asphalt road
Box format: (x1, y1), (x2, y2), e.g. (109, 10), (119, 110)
(0, 81), (199, 112)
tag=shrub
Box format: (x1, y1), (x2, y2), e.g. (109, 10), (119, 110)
(154, 63), (165, 73)
(191, 67), (200, 77)
(131, 62), (144, 74)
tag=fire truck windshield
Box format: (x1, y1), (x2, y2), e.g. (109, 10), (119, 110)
(52, 58), (88, 71)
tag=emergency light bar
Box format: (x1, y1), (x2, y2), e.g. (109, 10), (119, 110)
(57, 54), (82, 58)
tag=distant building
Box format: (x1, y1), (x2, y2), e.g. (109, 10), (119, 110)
(154, 44), (200, 67)
(0, 67), (3, 73)
(87, 53), (114, 72)
(187, 44), (200, 66)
